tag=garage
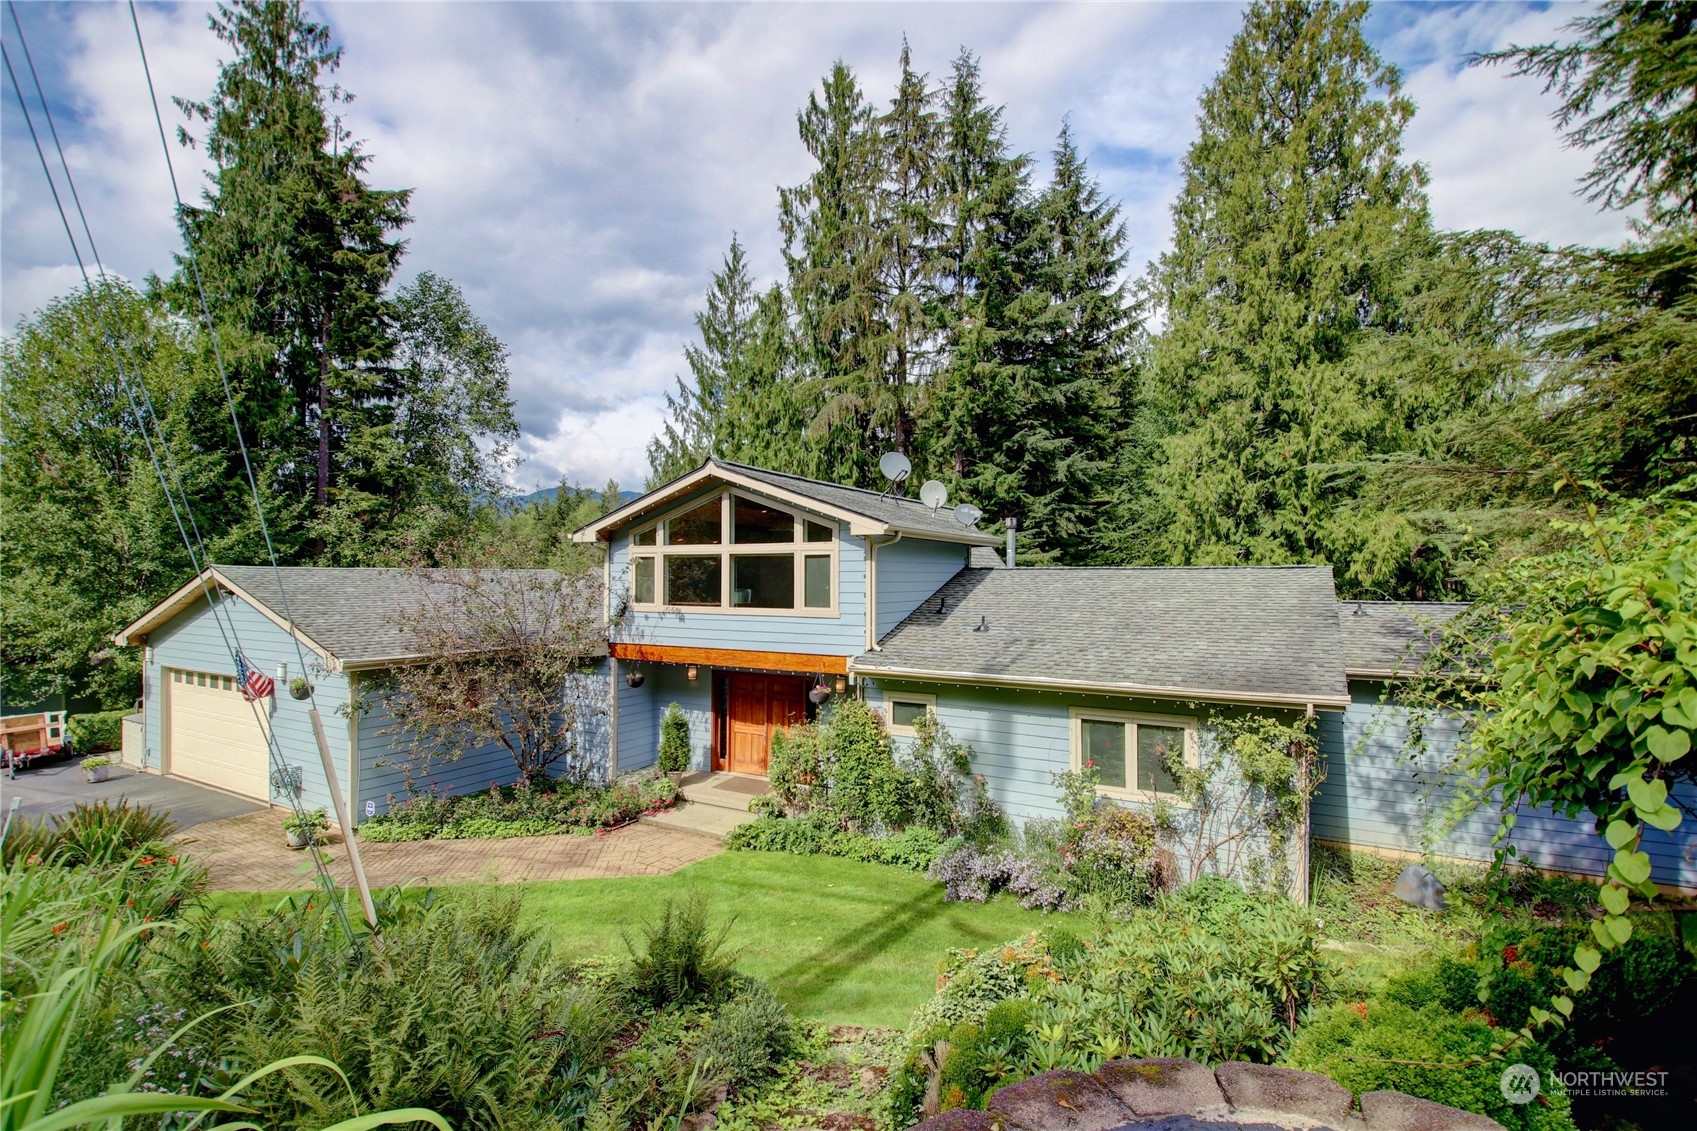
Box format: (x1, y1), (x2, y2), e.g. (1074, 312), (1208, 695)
(164, 668), (271, 801)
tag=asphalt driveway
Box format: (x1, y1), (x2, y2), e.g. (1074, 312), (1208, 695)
(2, 761), (260, 829)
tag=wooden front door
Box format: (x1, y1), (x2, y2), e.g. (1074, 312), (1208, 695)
(724, 673), (806, 775)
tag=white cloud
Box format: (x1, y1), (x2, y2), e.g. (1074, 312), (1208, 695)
(3, 1), (1632, 491)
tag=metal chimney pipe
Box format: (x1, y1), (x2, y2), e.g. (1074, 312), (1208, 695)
(1005, 517), (1018, 568)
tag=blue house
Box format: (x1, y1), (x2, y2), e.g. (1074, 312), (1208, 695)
(115, 458), (1694, 889)
(112, 566), (608, 820)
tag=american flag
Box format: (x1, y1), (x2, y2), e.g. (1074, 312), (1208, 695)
(234, 652), (275, 702)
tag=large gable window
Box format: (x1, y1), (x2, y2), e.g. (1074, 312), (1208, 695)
(628, 490), (837, 615)
(1069, 708), (1195, 802)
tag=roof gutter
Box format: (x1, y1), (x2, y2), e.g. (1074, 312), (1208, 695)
(845, 661), (1352, 711)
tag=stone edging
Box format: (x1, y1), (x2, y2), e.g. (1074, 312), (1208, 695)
(906, 1058), (1505, 1131)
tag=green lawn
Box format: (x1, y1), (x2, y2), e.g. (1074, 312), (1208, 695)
(517, 852), (1080, 1028)
(203, 851), (1080, 1029)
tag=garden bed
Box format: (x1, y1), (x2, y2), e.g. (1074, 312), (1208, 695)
(358, 771), (678, 841)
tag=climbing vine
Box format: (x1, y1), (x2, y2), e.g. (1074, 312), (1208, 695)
(1401, 485), (1695, 1047)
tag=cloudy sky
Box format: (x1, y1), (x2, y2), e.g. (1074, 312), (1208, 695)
(2, 1), (1631, 492)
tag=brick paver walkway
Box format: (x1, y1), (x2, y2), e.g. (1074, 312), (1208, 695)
(174, 809), (722, 891)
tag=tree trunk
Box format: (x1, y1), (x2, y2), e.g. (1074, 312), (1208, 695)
(316, 305), (331, 511)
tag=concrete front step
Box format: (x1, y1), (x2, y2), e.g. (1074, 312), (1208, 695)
(640, 802), (756, 842)
(677, 772), (771, 814)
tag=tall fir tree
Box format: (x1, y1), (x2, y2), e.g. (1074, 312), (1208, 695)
(647, 237), (799, 486)
(172, 0), (411, 551)
(1141, 0), (1443, 594)
(779, 60), (881, 484)
(937, 125), (1139, 564)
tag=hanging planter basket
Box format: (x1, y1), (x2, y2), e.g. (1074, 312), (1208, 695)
(288, 677), (313, 701)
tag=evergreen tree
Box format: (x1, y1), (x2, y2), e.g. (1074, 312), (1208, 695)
(172, 0), (411, 549)
(784, 45), (949, 486)
(647, 237), (776, 486)
(1481, 2), (1697, 496)
(779, 60), (881, 483)
(1141, 0), (1443, 594)
(0, 284), (276, 708)
(937, 126), (1139, 565)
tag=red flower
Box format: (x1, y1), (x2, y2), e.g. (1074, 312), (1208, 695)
(1502, 945), (1519, 964)
(168, 856), (178, 865)
(138, 856), (156, 866)
(51, 921), (67, 934)
(1084, 760), (1094, 768)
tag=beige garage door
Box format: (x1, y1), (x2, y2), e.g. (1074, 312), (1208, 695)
(165, 669), (270, 800)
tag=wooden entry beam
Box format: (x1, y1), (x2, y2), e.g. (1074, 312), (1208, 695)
(610, 642), (848, 675)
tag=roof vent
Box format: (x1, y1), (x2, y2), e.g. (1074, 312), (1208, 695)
(936, 596), (947, 614)
(973, 615), (989, 633)
(1352, 602), (1366, 617)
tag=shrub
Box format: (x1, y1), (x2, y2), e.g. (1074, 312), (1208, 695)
(894, 880), (1326, 1127)
(902, 712), (1004, 840)
(6, 800), (181, 868)
(826, 698), (904, 831)
(358, 771), (675, 842)
(702, 978), (796, 1088)
(1378, 955), (1481, 1015)
(726, 813), (836, 855)
(624, 889), (738, 1008)
(935, 997), (1036, 1110)
(658, 703), (692, 774)
(768, 724), (829, 813)
(725, 816), (955, 871)
(1284, 1001), (1575, 1131)
(66, 709), (126, 754)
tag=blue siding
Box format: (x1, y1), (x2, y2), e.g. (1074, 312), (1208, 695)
(352, 665), (612, 818)
(608, 484), (868, 657)
(1315, 681), (1697, 887)
(614, 658), (658, 774)
(144, 591), (350, 816)
(865, 679), (1304, 886)
(875, 539), (967, 638)
(646, 664), (714, 772)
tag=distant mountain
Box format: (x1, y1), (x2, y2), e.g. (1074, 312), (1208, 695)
(502, 485), (640, 512)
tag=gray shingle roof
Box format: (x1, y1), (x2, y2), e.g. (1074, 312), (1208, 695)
(854, 565), (1349, 707)
(712, 459), (1003, 544)
(214, 565), (594, 668)
(1336, 600), (1469, 678)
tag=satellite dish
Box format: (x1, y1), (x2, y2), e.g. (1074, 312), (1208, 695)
(954, 503), (983, 527)
(919, 480), (948, 511)
(878, 452), (912, 483)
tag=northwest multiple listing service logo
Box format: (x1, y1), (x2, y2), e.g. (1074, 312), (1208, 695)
(1500, 1064), (1669, 1105)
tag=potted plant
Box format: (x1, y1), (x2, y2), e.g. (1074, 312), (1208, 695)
(283, 808), (330, 849)
(80, 755), (111, 783)
(289, 676), (313, 701)
(657, 703), (691, 783)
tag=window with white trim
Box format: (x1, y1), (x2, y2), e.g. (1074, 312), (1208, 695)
(884, 692), (936, 738)
(627, 490), (838, 616)
(1069, 708), (1195, 801)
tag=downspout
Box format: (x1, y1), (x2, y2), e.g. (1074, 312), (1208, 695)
(864, 531), (904, 653)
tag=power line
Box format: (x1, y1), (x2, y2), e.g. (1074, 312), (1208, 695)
(127, 0), (379, 926)
(2, 5), (357, 937)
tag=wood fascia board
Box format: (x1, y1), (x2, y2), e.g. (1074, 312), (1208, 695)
(610, 642), (849, 675)
(112, 568), (338, 668)
(847, 661), (1352, 711)
(571, 463), (890, 542)
(113, 569), (222, 646)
